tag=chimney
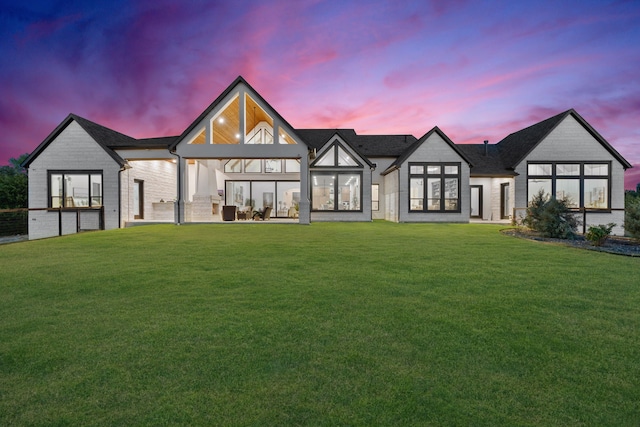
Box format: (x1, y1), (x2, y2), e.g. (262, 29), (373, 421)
(484, 140), (489, 156)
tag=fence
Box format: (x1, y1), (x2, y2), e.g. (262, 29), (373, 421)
(0, 208), (28, 237)
(0, 207), (105, 238)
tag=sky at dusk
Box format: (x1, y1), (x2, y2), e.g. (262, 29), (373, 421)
(1, 0), (639, 188)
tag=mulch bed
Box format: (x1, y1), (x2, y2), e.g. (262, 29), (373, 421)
(501, 228), (640, 257)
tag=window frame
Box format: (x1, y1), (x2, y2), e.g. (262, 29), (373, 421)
(48, 170), (103, 209)
(310, 171), (363, 212)
(372, 184), (379, 211)
(408, 162), (461, 213)
(224, 179), (300, 216)
(526, 161), (611, 210)
(310, 141), (363, 168)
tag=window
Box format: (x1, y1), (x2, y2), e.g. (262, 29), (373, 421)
(527, 162), (610, 209)
(372, 184), (379, 211)
(212, 94), (240, 144)
(311, 141), (362, 167)
(225, 180), (299, 217)
(244, 159), (262, 173)
(284, 159), (300, 173)
(187, 128), (206, 145)
(224, 159), (242, 173)
(265, 159), (282, 173)
(278, 128), (297, 145)
(311, 172), (361, 211)
(49, 171), (102, 208)
(245, 94), (274, 144)
(409, 163), (460, 213)
(225, 159), (299, 174)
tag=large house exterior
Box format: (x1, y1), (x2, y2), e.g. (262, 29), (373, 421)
(23, 76), (632, 239)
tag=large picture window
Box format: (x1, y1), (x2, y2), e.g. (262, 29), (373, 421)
(49, 171), (103, 208)
(409, 163), (460, 213)
(311, 172), (361, 211)
(225, 180), (299, 217)
(527, 162), (610, 209)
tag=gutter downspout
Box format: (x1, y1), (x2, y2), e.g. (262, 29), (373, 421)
(170, 150), (181, 224)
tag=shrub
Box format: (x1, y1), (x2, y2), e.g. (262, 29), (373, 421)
(523, 189), (579, 239)
(585, 223), (616, 246)
(625, 196), (640, 239)
(522, 190), (547, 232)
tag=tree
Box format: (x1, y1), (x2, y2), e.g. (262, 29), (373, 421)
(0, 154), (29, 209)
(625, 189), (640, 238)
(523, 189), (579, 239)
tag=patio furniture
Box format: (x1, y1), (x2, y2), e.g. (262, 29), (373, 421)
(222, 205), (237, 221)
(252, 206), (272, 221)
(237, 206), (252, 220)
(263, 206), (272, 220)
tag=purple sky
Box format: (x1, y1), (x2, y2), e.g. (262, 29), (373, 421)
(1, 0), (639, 188)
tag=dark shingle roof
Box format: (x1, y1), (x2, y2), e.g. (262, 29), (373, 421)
(457, 144), (515, 176)
(495, 109), (632, 170)
(73, 115), (179, 149)
(296, 129), (417, 157)
(496, 110), (569, 169)
(382, 127), (473, 175)
(133, 136), (180, 149)
(23, 114), (177, 168)
(71, 114), (138, 148)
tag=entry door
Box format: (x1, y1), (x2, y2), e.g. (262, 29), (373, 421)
(133, 179), (144, 219)
(470, 185), (482, 218)
(501, 183), (510, 219)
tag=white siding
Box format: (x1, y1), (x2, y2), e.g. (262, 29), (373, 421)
(469, 177), (515, 221)
(514, 115), (626, 235)
(397, 133), (470, 223)
(371, 157), (395, 220)
(27, 121), (121, 240)
(121, 160), (177, 223)
(310, 137), (372, 222)
(383, 169), (399, 222)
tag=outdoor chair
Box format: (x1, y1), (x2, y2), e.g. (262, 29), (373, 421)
(262, 206), (272, 220)
(222, 205), (237, 221)
(252, 206), (272, 221)
(237, 206), (252, 220)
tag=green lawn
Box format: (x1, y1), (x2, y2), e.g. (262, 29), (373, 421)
(1, 222), (639, 426)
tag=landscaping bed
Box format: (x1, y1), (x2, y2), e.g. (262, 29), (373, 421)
(502, 228), (640, 256)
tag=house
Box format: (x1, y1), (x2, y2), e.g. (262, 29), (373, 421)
(22, 76), (632, 239)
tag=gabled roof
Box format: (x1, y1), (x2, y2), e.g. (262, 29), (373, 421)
(457, 143), (515, 177)
(297, 129), (375, 168)
(23, 114), (127, 168)
(496, 108), (632, 169)
(296, 129), (417, 157)
(169, 76), (305, 150)
(23, 114), (179, 168)
(382, 126), (473, 175)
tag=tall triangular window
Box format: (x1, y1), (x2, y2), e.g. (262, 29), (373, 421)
(187, 128), (206, 145)
(315, 146), (336, 166)
(212, 94), (240, 144)
(245, 94), (274, 144)
(312, 141), (362, 167)
(337, 146), (358, 166)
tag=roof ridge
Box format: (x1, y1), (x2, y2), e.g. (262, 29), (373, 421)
(69, 113), (137, 142)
